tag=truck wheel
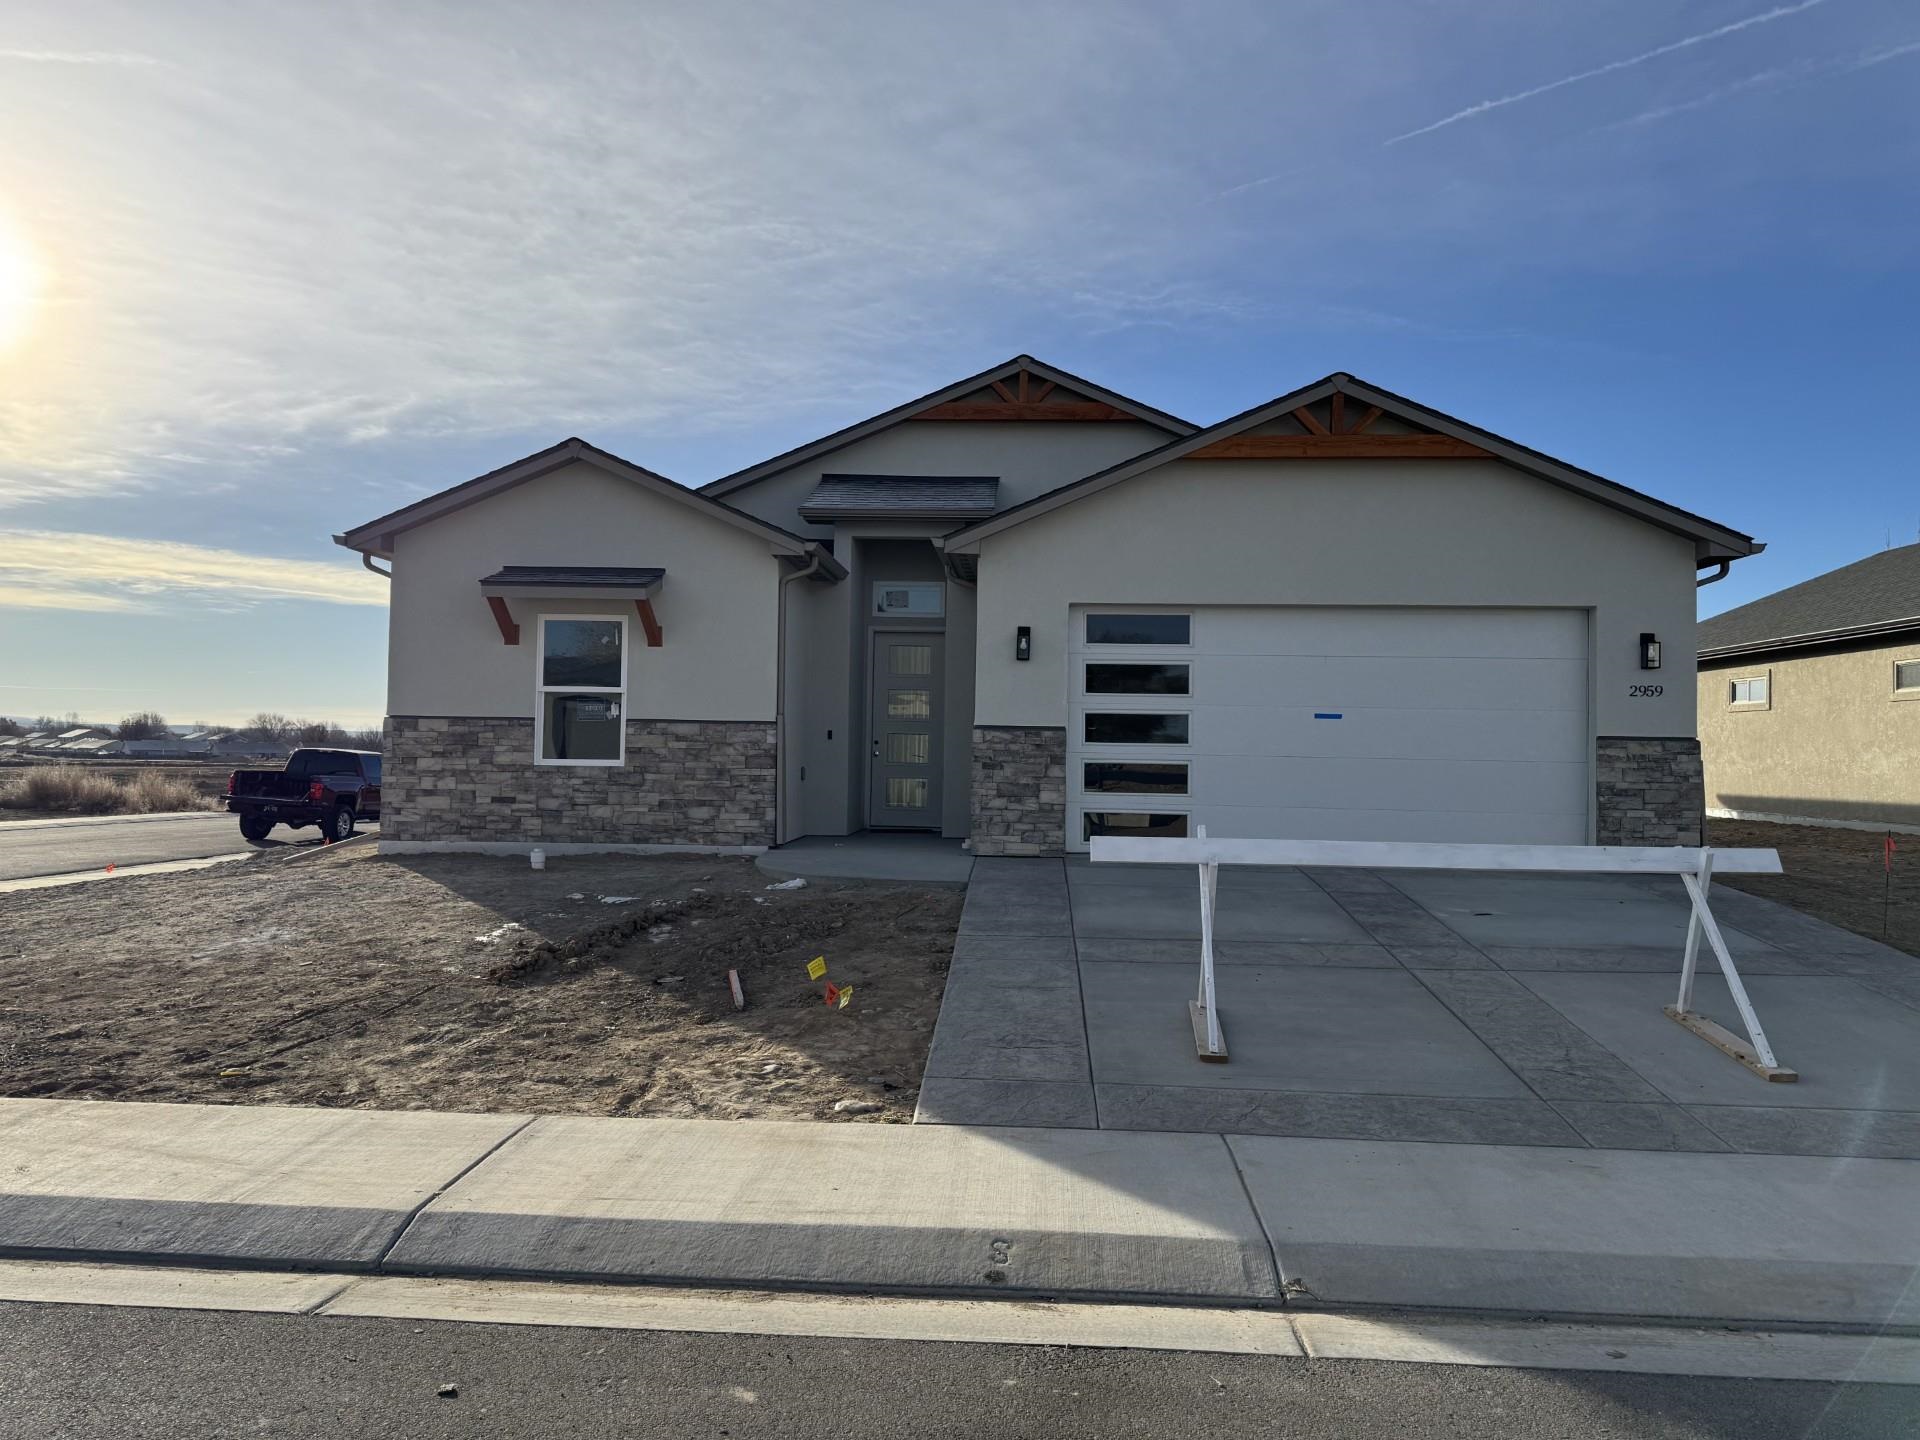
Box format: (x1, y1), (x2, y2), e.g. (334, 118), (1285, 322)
(325, 804), (356, 842)
(239, 816), (273, 844)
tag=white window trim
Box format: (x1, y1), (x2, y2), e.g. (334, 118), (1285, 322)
(1727, 671), (1771, 712)
(534, 613), (628, 766)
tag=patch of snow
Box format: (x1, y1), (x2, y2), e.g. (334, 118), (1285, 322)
(598, 895), (638, 905)
(764, 877), (807, 891)
(566, 892), (585, 900)
(472, 922), (524, 945)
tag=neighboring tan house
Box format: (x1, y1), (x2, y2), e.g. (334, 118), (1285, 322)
(1698, 543), (1920, 832)
(335, 356), (1762, 857)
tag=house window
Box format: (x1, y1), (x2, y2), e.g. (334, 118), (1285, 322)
(1085, 613), (1190, 646)
(873, 583), (944, 617)
(537, 616), (626, 764)
(1896, 660), (1920, 696)
(1728, 674), (1769, 708)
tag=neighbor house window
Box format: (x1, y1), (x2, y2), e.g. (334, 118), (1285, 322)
(1085, 613), (1191, 646)
(1896, 660), (1920, 697)
(1728, 674), (1769, 708)
(536, 616), (626, 764)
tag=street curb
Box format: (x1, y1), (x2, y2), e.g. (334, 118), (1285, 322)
(4, 1099), (1919, 1329)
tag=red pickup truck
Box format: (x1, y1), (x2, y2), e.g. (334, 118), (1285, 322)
(225, 747), (381, 844)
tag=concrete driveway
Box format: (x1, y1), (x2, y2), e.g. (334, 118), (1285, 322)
(917, 856), (1920, 1158)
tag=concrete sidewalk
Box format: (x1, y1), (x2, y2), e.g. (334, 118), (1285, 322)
(2, 1098), (1917, 1326)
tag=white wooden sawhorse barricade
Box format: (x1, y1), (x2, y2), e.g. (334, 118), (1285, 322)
(1089, 830), (1796, 1083)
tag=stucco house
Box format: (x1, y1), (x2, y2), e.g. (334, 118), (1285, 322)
(336, 356), (1762, 857)
(1698, 542), (1920, 832)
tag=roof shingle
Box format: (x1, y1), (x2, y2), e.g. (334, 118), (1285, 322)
(799, 474), (1000, 520)
(1699, 542), (1920, 658)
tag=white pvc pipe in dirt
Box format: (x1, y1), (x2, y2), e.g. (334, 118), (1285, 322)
(529, 848), (546, 871)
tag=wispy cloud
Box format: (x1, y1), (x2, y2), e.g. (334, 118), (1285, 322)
(1603, 36), (1920, 129)
(0, 48), (158, 65)
(1384, 0), (1830, 145)
(0, 4), (1216, 508)
(0, 530), (389, 612)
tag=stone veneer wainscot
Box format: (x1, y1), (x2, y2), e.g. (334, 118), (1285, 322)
(1595, 735), (1704, 847)
(384, 716), (776, 848)
(970, 724), (1066, 857)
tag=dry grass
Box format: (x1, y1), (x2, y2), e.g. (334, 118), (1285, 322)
(0, 766), (218, 816)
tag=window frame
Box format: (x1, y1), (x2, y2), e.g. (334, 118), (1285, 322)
(1727, 671), (1771, 712)
(1894, 658), (1920, 702)
(534, 613), (629, 767)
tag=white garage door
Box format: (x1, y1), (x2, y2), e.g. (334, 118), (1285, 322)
(1066, 606), (1589, 851)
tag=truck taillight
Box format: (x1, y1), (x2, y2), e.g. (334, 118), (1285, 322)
(226, 773), (236, 795)
(307, 780), (326, 803)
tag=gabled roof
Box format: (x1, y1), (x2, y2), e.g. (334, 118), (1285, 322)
(942, 372), (1762, 565)
(700, 355), (1196, 499)
(1699, 543), (1920, 660)
(335, 437), (842, 576)
(799, 474), (1000, 522)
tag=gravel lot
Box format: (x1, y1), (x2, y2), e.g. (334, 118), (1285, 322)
(0, 845), (960, 1121)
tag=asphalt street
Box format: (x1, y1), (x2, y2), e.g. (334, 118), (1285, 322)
(2, 1302), (1914, 1440)
(0, 812), (370, 882)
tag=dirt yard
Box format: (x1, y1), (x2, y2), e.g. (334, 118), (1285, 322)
(1709, 817), (1920, 957)
(0, 846), (961, 1122)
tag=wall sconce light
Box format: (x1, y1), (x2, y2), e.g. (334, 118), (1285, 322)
(1016, 626), (1032, 662)
(1639, 633), (1661, 670)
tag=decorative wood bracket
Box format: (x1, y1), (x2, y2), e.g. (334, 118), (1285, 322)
(910, 366), (1131, 422)
(486, 595), (520, 645)
(635, 597), (663, 647)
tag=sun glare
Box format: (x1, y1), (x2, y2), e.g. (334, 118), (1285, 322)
(0, 218), (42, 353)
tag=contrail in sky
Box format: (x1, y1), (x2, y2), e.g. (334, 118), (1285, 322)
(1384, 0), (1830, 145)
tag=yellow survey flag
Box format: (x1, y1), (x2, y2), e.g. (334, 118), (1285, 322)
(837, 985), (854, 1009)
(806, 956), (827, 981)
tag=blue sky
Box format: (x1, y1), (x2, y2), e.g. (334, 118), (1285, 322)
(1, 0), (1916, 727)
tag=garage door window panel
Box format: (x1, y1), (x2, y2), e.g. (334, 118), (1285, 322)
(1085, 663), (1190, 696)
(1084, 713), (1190, 745)
(1085, 613), (1191, 646)
(1084, 761), (1188, 795)
(1083, 811), (1189, 841)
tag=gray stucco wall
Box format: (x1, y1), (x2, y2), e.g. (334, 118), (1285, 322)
(713, 419), (1176, 541)
(386, 460), (783, 721)
(1699, 640), (1920, 828)
(965, 457), (1700, 742)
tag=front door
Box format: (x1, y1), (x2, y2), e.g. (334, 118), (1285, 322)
(868, 631), (944, 829)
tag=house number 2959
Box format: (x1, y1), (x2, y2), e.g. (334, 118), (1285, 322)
(1629, 684), (1664, 698)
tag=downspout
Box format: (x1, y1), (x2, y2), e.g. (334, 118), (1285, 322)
(1696, 560), (1731, 588)
(775, 548), (829, 847)
(362, 553), (392, 579)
